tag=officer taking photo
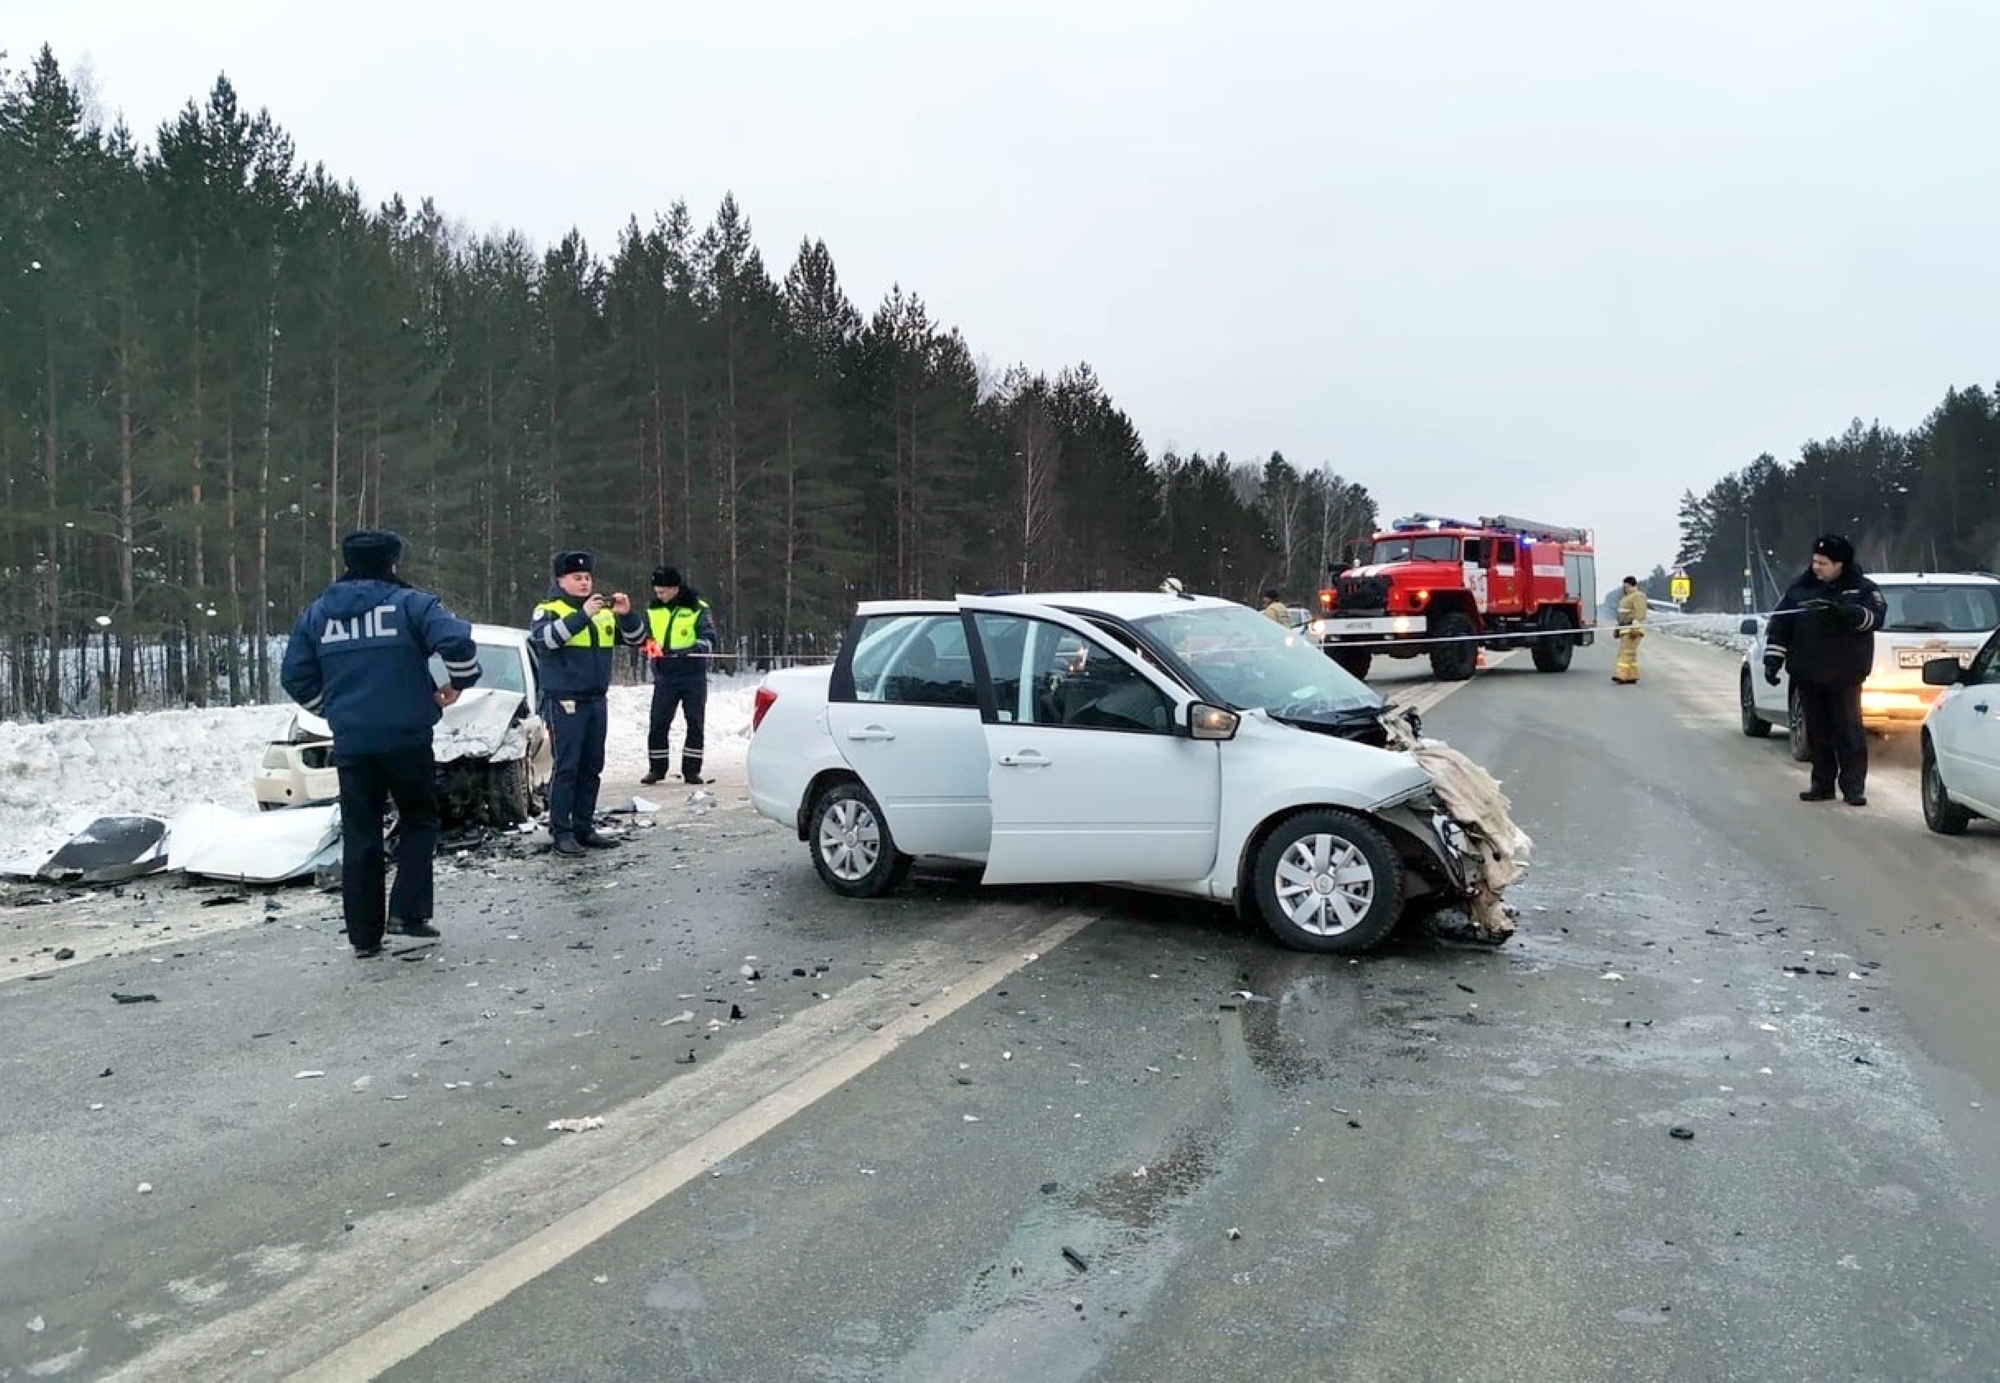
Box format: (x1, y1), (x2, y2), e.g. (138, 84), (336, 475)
(532, 550), (645, 856)
(280, 529), (482, 958)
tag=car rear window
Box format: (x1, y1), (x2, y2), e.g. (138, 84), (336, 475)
(1879, 584), (2000, 634)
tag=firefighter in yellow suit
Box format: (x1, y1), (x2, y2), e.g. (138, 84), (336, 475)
(1613, 575), (1648, 684)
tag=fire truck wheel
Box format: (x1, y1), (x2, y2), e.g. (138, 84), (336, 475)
(1331, 649), (1372, 681)
(1529, 609), (1575, 672)
(1428, 613), (1478, 681)
(1251, 809), (1404, 953)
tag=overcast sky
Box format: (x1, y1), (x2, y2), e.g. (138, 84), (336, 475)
(14, 0), (1999, 584)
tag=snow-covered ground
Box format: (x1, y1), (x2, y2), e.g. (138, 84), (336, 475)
(0, 673), (767, 869)
(1656, 611), (1757, 656)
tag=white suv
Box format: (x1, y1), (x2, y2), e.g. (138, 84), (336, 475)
(1738, 572), (2000, 759)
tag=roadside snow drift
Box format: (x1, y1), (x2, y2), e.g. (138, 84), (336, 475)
(0, 674), (765, 870)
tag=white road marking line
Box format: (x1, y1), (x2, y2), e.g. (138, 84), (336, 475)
(285, 908), (1100, 1383)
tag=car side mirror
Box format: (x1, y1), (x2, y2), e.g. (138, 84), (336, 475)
(1738, 619), (1758, 636)
(1186, 702), (1239, 740)
(1922, 657), (1966, 687)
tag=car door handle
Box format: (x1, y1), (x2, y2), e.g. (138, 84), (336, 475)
(845, 726), (896, 742)
(997, 750), (1052, 768)
(1976, 704), (1990, 715)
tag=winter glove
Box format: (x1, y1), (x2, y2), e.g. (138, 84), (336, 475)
(1763, 654), (1784, 686)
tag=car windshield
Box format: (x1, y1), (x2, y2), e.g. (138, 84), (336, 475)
(1129, 604), (1383, 719)
(427, 639), (528, 695)
(1370, 535), (1458, 565)
(1879, 584), (2000, 634)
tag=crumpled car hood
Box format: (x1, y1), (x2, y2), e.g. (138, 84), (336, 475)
(291, 687), (529, 764)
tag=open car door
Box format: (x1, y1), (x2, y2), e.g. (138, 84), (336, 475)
(960, 595), (1221, 886)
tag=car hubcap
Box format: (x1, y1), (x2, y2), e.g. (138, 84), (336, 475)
(819, 799), (881, 881)
(1274, 832), (1375, 936)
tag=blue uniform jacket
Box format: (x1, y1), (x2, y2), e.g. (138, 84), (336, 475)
(280, 578), (482, 761)
(530, 586), (646, 699)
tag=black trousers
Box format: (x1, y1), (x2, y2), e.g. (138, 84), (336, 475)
(545, 695), (608, 839)
(647, 676), (707, 779)
(1797, 678), (1867, 796)
(336, 748), (439, 948)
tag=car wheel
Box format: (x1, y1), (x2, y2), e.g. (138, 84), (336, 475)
(488, 759), (532, 827)
(1787, 685), (1811, 762)
(1529, 609), (1575, 672)
(808, 780), (913, 899)
(1428, 613), (1478, 682)
(1740, 672), (1771, 737)
(1922, 739), (1972, 836)
(1332, 649), (1372, 681)
(1251, 809), (1405, 954)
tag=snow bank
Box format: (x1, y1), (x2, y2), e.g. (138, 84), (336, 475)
(0, 673), (765, 867)
(1657, 612), (1757, 656)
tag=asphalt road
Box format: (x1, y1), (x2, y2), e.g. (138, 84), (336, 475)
(5, 634), (2000, 1381)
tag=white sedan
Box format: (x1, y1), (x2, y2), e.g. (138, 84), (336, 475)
(1919, 631), (2000, 835)
(746, 589), (1510, 953)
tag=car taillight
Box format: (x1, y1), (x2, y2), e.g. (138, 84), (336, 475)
(751, 685), (778, 732)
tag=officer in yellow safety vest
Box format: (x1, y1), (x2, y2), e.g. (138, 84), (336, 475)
(531, 550), (644, 856)
(641, 565), (718, 785)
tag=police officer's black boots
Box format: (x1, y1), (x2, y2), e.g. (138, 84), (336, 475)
(553, 833), (586, 857)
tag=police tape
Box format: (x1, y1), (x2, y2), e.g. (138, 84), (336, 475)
(1305, 610), (1771, 650)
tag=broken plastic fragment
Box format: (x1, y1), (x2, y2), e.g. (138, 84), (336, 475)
(295, 1070), (327, 1080)
(547, 1116), (604, 1133)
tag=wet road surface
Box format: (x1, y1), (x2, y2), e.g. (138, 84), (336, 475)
(6, 635), (2000, 1380)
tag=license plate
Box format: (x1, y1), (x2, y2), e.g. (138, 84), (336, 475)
(1897, 647), (1975, 670)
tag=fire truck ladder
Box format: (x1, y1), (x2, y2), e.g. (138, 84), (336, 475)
(1480, 514), (1592, 544)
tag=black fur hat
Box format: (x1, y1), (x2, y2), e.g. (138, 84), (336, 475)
(341, 529), (402, 578)
(552, 549), (595, 578)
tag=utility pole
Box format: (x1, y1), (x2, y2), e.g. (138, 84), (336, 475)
(1742, 512), (1753, 612)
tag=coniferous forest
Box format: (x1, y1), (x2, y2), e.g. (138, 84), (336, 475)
(6, 45), (1997, 720)
(0, 48), (1379, 718)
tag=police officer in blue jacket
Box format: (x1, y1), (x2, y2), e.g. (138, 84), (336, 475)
(280, 530), (482, 958)
(532, 550), (645, 856)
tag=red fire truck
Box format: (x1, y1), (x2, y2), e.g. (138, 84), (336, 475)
(1313, 513), (1599, 681)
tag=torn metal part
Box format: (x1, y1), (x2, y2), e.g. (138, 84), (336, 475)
(1381, 707), (1532, 942)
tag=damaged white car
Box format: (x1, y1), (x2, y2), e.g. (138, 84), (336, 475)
(251, 623), (552, 827)
(746, 589), (1530, 954)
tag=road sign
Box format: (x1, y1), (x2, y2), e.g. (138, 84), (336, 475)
(1670, 573), (1691, 603)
